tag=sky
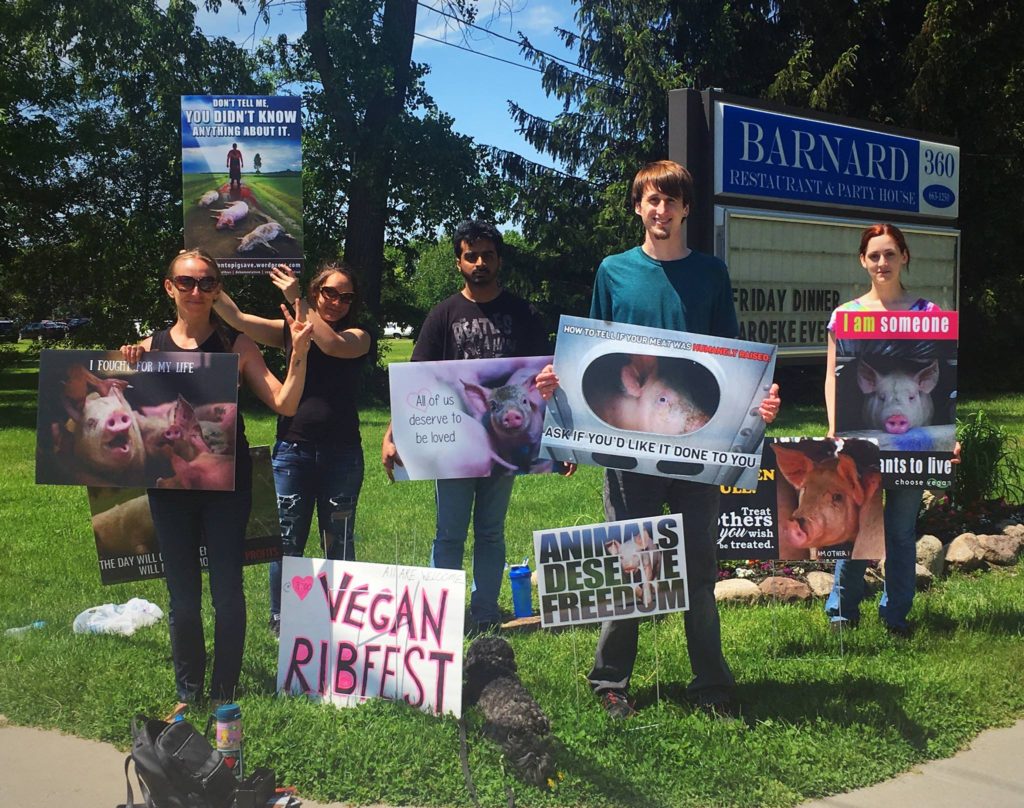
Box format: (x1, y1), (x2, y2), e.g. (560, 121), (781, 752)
(193, 0), (582, 170)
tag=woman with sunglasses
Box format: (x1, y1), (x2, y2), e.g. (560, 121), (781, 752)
(214, 261), (371, 636)
(121, 249), (312, 704)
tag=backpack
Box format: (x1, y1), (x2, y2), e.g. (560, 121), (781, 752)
(118, 714), (238, 808)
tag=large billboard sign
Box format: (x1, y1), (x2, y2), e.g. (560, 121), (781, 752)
(715, 102), (959, 219)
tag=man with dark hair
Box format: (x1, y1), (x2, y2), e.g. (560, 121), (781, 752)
(226, 143), (244, 191)
(382, 219), (553, 632)
(538, 160), (779, 719)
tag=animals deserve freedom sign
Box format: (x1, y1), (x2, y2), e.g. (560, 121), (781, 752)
(388, 355), (556, 480)
(35, 350), (238, 490)
(181, 94), (303, 274)
(540, 315), (776, 489)
(833, 309), (958, 489)
(533, 514), (688, 628)
(276, 557), (465, 717)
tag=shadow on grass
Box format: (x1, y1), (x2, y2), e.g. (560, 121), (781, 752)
(0, 368), (39, 430)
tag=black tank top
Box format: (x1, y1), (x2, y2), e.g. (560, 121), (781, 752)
(149, 326), (251, 487)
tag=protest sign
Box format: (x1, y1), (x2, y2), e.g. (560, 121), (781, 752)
(36, 350), (238, 490)
(86, 445), (282, 585)
(534, 514), (687, 628)
(717, 438), (884, 561)
(833, 309), (958, 489)
(540, 315), (776, 489)
(181, 94), (303, 274)
(276, 557), (464, 716)
(388, 355), (556, 480)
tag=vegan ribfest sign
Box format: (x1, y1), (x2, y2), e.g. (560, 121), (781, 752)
(540, 315), (776, 488)
(181, 95), (303, 274)
(534, 515), (688, 628)
(276, 558), (464, 717)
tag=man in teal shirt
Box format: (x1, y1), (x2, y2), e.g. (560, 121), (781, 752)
(538, 160), (779, 719)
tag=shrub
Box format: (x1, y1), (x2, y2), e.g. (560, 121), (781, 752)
(953, 410), (1024, 508)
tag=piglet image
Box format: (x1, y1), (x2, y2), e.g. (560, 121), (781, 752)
(857, 359), (939, 435)
(592, 355), (709, 435)
(91, 494), (155, 556)
(774, 444), (881, 550)
(210, 200), (248, 229)
(605, 530), (662, 608)
(197, 190), (220, 207)
(236, 221), (296, 253)
(461, 369), (545, 472)
(194, 402), (237, 455)
(51, 366), (146, 484)
(156, 450), (234, 490)
(137, 395), (212, 463)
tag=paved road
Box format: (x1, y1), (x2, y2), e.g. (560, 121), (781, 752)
(1, 717), (1021, 807)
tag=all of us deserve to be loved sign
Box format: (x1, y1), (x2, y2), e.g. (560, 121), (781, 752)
(275, 557), (465, 717)
(533, 514), (688, 628)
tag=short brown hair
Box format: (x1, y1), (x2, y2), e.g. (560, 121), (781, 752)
(630, 160), (695, 209)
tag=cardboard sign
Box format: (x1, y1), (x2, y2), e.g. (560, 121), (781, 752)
(388, 355), (556, 480)
(276, 557), (465, 717)
(181, 94), (303, 274)
(717, 438), (884, 561)
(36, 350), (238, 490)
(540, 315), (776, 488)
(86, 445), (282, 584)
(534, 515), (688, 627)
(834, 309), (958, 489)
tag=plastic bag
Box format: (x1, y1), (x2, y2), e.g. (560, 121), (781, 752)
(73, 598), (164, 636)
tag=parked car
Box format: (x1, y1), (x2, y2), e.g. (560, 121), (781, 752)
(65, 317), (92, 331)
(383, 322), (413, 338)
(19, 320), (68, 341)
(0, 320), (17, 343)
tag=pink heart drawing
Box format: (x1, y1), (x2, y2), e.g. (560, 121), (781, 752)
(291, 575), (314, 601)
(406, 388), (432, 412)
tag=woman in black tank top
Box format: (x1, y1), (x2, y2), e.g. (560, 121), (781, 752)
(120, 249), (312, 703)
(214, 261), (371, 635)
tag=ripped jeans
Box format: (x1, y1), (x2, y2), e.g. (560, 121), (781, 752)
(269, 440), (364, 618)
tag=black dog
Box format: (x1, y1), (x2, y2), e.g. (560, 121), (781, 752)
(463, 636), (555, 788)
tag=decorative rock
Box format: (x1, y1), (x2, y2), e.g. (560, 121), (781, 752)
(758, 576), (812, 602)
(715, 578), (761, 603)
(805, 570), (835, 598)
(999, 523), (1024, 539)
(915, 563), (934, 590)
(976, 533), (1019, 565)
(945, 532), (985, 571)
(916, 535), (946, 578)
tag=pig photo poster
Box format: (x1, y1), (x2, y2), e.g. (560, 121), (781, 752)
(534, 514), (688, 628)
(276, 557), (465, 716)
(86, 445), (282, 585)
(388, 355), (557, 480)
(718, 438), (884, 561)
(181, 94), (303, 275)
(35, 350), (238, 490)
(833, 309), (958, 489)
(540, 315), (776, 489)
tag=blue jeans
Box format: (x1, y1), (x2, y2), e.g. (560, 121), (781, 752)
(269, 440), (364, 618)
(148, 485), (252, 702)
(588, 471), (734, 705)
(826, 487), (923, 630)
(429, 475), (516, 625)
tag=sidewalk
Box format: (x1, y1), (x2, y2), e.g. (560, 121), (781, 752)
(1, 717), (1021, 807)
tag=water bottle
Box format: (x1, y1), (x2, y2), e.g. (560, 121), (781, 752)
(4, 620), (45, 636)
(214, 702), (244, 780)
(508, 565), (533, 618)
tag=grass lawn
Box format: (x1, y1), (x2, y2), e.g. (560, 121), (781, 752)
(1, 355), (1022, 807)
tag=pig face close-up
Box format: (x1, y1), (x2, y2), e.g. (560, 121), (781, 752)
(857, 359), (939, 435)
(71, 388), (147, 478)
(773, 445), (881, 550)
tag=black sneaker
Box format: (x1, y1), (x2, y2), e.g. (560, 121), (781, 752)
(268, 615), (281, 637)
(599, 690), (636, 720)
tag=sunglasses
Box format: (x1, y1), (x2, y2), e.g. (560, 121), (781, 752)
(319, 287), (355, 304)
(171, 276), (221, 293)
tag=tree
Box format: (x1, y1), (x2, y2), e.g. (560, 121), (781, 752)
(253, 152), (263, 173)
